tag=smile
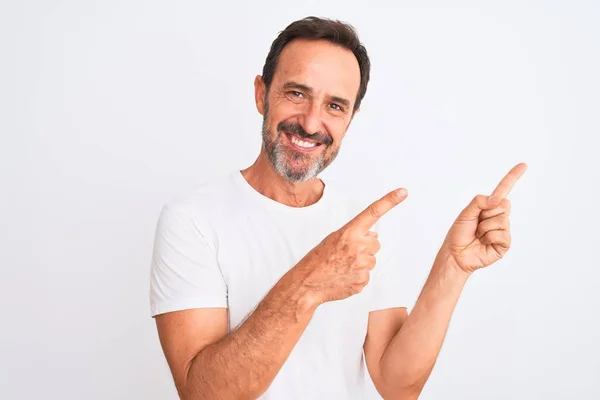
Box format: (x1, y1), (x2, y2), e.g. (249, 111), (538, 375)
(284, 132), (322, 152)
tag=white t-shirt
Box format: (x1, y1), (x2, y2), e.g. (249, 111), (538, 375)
(150, 170), (414, 399)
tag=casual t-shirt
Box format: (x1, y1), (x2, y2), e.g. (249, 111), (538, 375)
(149, 170), (414, 399)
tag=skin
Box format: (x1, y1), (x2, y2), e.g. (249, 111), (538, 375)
(154, 37), (528, 399)
(244, 38), (361, 207)
(371, 163), (527, 399)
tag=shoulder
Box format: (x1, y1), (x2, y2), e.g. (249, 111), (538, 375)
(154, 172), (241, 240)
(160, 172), (238, 218)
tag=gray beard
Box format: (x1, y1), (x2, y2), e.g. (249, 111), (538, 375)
(261, 118), (336, 183)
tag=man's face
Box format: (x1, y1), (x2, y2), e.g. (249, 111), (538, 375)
(257, 39), (361, 183)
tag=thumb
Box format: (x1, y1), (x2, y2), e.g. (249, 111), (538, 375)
(458, 194), (501, 220)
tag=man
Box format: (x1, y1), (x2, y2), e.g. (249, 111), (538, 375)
(149, 16), (527, 399)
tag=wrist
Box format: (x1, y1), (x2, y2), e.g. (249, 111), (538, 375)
(276, 263), (322, 317)
(435, 247), (472, 282)
(296, 288), (321, 315)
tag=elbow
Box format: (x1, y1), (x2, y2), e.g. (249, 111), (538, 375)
(382, 386), (422, 400)
(177, 383), (206, 400)
(178, 382), (264, 400)
(382, 386), (423, 400)
(381, 372), (428, 400)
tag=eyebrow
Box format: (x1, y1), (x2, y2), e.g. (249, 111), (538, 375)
(282, 81), (351, 108)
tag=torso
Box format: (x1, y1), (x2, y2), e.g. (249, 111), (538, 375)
(204, 171), (374, 398)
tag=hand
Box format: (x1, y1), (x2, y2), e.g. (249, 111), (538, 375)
(442, 163), (528, 274)
(297, 188), (408, 304)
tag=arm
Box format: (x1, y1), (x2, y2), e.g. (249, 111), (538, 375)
(153, 189), (407, 399)
(156, 265), (318, 400)
(364, 251), (469, 400)
(364, 163), (527, 399)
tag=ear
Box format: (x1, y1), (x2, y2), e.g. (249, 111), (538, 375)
(254, 75), (266, 115)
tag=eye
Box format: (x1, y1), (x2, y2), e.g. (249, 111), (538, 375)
(329, 103), (344, 112)
(289, 91), (304, 98)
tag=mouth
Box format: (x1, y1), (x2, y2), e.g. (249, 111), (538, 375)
(283, 132), (323, 153)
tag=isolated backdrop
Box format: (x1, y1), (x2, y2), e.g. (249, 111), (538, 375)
(2, 1), (599, 399)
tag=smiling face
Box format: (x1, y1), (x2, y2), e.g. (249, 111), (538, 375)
(255, 38), (361, 183)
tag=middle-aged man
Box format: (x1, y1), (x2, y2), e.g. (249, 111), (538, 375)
(149, 16), (527, 399)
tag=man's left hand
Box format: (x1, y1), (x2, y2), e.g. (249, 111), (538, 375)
(441, 163), (528, 274)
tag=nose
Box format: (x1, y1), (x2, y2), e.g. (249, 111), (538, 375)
(298, 103), (324, 136)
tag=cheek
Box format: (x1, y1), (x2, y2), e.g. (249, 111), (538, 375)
(328, 120), (349, 144)
(267, 104), (296, 127)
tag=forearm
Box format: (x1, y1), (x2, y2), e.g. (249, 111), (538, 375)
(182, 267), (318, 400)
(379, 249), (470, 398)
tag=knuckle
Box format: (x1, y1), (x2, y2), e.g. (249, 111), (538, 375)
(345, 228), (361, 242)
(473, 194), (487, 206)
(357, 255), (375, 270)
(368, 204), (381, 219)
(362, 238), (380, 254)
(373, 240), (381, 254)
(369, 255), (377, 269)
(329, 230), (345, 245)
(356, 242), (367, 253)
(352, 258), (365, 268)
(338, 228), (351, 240)
(355, 256), (371, 269)
(386, 193), (398, 205)
(358, 269), (370, 285)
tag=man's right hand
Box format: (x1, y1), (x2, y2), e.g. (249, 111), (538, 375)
(296, 188), (408, 305)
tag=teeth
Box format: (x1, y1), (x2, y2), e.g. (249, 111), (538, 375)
(291, 136), (316, 148)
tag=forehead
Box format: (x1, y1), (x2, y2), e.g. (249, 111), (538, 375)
(274, 39), (361, 102)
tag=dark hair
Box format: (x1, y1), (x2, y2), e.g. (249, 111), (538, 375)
(261, 16), (371, 111)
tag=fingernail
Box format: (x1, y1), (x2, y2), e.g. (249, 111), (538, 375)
(396, 189), (407, 197)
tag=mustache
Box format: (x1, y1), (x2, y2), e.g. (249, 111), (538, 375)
(277, 121), (333, 146)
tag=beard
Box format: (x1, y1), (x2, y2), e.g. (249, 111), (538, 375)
(261, 100), (340, 183)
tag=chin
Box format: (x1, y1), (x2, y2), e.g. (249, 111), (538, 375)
(276, 162), (322, 183)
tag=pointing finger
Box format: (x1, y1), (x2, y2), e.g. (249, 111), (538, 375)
(349, 188), (408, 231)
(491, 163), (528, 199)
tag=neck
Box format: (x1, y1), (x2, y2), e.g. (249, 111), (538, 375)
(240, 149), (325, 208)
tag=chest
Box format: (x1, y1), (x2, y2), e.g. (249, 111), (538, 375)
(213, 209), (371, 341)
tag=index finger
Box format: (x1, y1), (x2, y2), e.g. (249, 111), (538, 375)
(348, 188), (408, 231)
(491, 163), (528, 199)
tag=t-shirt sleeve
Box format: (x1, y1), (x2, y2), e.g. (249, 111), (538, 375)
(149, 203), (228, 317)
(367, 222), (421, 313)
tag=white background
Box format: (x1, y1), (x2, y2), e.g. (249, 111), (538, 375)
(2, 0), (599, 399)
